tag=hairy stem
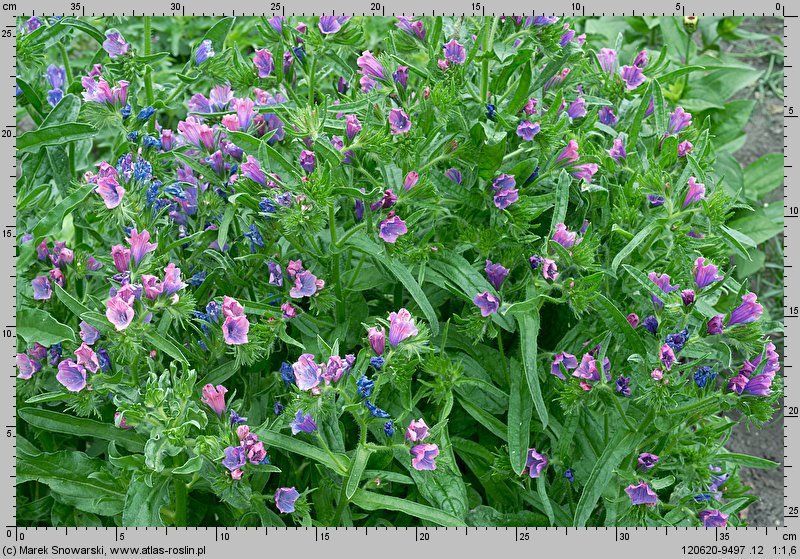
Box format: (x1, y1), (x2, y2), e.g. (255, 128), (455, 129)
(143, 17), (155, 133)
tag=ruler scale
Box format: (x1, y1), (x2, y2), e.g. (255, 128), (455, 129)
(6, 3), (795, 557)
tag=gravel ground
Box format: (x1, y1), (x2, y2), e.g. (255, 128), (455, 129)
(722, 17), (784, 526)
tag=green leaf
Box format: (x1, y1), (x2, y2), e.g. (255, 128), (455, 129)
(627, 80), (659, 151)
(197, 16), (235, 51)
(15, 78), (44, 118)
(508, 357), (532, 476)
(218, 204), (235, 250)
(18, 307), (76, 346)
(727, 202), (783, 246)
(508, 62), (533, 115)
(18, 450), (125, 516)
(61, 17), (106, 43)
(19, 409), (145, 453)
(716, 452), (780, 469)
(593, 294), (647, 360)
(351, 490), (464, 526)
(18, 123), (97, 152)
(346, 234), (438, 336)
(458, 396), (508, 440)
(610, 221), (659, 276)
(537, 476), (555, 526)
(549, 170), (571, 239)
(122, 474), (169, 527)
(345, 444), (371, 499)
(33, 183), (95, 239)
(172, 455), (204, 475)
(143, 330), (188, 365)
(256, 429), (349, 475)
(743, 153), (783, 200)
(574, 429), (645, 527)
(517, 284), (548, 429)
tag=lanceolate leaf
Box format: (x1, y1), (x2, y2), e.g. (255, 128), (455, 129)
(517, 284), (548, 429)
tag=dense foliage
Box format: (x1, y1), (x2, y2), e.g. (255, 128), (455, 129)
(15, 14), (784, 527)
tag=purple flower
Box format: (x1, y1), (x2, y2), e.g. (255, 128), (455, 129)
(615, 374), (631, 396)
(493, 187), (519, 209)
(699, 510), (728, 528)
(445, 168), (462, 184)
(289, 270), (321, 298)
(443, 39), (466, 64)
(681, 289), (696, 306)
(388, 308), (418, 347)
(396, 17), (425, 41)
(678, 141), (694, 157)
(632, 50), (649, 68)
(473, 291), (500, 317)
(598, 106), (618, 126)
(571, 163), (598, 183)
(319, 15), (344, 34)
(625, 480), (657, 506)
(560, 26), (575, 46)
(405, 418), (430, 442)
(573, 353), (599, 381)
(556, 140), (579, 165)
(694, 257), (724, 289)
(222, 445), (247, 471)
(253, 49), (274, 78)
(491, 174), (515, 192)
(323, 355), (346, 383)
(668, 107), (692, 136)
(597, 48), (617, 73)
(620, 65), (646, 90)
(608, 138), (626, 162)
(268, 260), (283, 287)
(222, 315), (249, 345)
(345, 114), (362, 141)
(16, 354), (41, 380)
(202, 384), (227, 416)
(370, 188), (398, 211)
(293, 353), (321, 391)
(516, 120), (541, 141)
(162, 263), (186, 295)
(388, 108), (411, 134)
(268, 16), (284, 33)
(707, 314), (724, 335)
(647, 194), (665, 206)
(393, 65), (409, 89)
(683, 177), (706, 208)
(299, 150), (316, 174)
(541, 258), (558, 281)
(403, 171), (419, 190)
(740, 373), (774, 397)
(484, 260), (509, 290)
(28, 343), (47, 361)
(357, 50), (386, 80)
(523, 448), (548, 478)
(26, 17), (42, 32)
(627, 313), (639, 328)
(275, 487), (300, 513)
(56, 359), (87, 392)
(411, 443), (439, 471)
(78, 322), (101, 348)
(379, 213), (408, 244)
(241, 155), (267, 185)
(290, 410), (318, 435)
(210, 84), (234, 110)
(728, 293), (763, 326)
(46, 64), (66, 89)
(659, 344), (676, 371)
(551, 352), (578, 379)
(32, 276), (52, 300)
(553, 223), (578, 249)
(638, 452), (659, 471)
(105, 296), (133, 331)
(368, 326), (386, 356)
(126, 228), (157, 266)
(567, 97), (586, 119)
(103, 32), (129, 58)
(195, 40), (215, 65)
(648, 272), (679, 308)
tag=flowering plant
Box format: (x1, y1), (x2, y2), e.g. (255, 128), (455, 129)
(16, 15), (782, 527)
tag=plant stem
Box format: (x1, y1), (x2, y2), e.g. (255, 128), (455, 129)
(57, 43), (73, 86)
(480, 18), (499, 103)
(328, 202), (345, 325)
(174, 478), (188, 526)
(332, 480), (350, 526)
(143, 17), (155, 134)
(610, 394), (637, 432)
(307, 57), (317, 106)
(667, 395), (719, 416)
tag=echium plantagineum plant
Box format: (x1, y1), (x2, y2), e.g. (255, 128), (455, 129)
(15, 14), (782, 528)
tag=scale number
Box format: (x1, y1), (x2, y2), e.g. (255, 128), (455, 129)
(370, 2), (381, 11)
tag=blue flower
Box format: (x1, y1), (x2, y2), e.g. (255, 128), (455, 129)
(163, 182), (186, 200)
(292, 45), (305, 63)
(206, 301), (222, 322)
(486, 103), (496, 118)
(642, 315), (659, 336)
(274, 401), (284, 415)
(120, 103), (131, 119)
(260, 197), (277, 215)
(244, 224), (264, 253)
(46, 88), (63, 107)
(96, 347), (111, 372)
(137, 106), (155, 122)
(384, 420), (394, 437)
(564, 468), (575, 483)
(615, 374), (631, 396)
(142, 134), (162, 150)
(280, 362), (295, 387)
(665, 327), (689, 353)
(145, 180), (162, 207)
(229, 410), (247, 426)
(195, 40), (215, 65)
(188, 271), (207, 286)
(365, 400), (390, 418)
(127, 131), (139, 142)
(694, 366), (716, 388)
(356, 376), (374, 398)
(369, 356), (385, 370)
(133, 157), (152, 182)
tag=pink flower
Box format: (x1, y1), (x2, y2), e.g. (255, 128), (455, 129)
(141, 275), (163, 299)
(162, 263), (187, 294)
(106, 296), (134, 331)
(31, 276), (52, 300)
(290, 270), (321, 298)
(405, 418), (430, 442)
(126, 228), (157, 266)
(388, 308), (418, 347)
(403, 171), (419, 190)
(683, 176), (706, 208)
(493, 187), (519, 209)
(223, 295), (245, 318)
(368, 326), (385, 356)
(222, 315), (250, 345)
(659, 344), (676, 371)
(281, 302), (297, 319)
(253, 49), (274, 78)
(293, 353), (321, 391)
(473, 291), (500, 316)
(56, 359), (87, 392)
(411, 443), (439, 470)
(16, 354), (41, 379)
(74, 342), (99, 373)
(95, 175), (125, 208)
(557, 139), (579, 164)
(201, 383), (228, 416)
